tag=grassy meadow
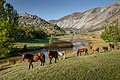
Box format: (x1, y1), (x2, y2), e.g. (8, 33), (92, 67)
(0, 34), (120, 80)
(0, 50), (120, 80)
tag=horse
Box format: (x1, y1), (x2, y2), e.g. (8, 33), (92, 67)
(90, 46), (99, 53)
(77, 48), (88, 56)
(47, 50), (59, 64)
(58, 51), (66, 60)
(103, 47), (108, 52)
(22, 52), (45, 70)
(109, 43), (115, 51)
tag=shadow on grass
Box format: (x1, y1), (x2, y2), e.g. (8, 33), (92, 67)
(0, 66), (11, 71)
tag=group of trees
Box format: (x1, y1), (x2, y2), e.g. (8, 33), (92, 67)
(0, 0), (19, 58)
(101, 19), (120, 44)
(17, 26), (47, 40)
(0, 0), (47, 58)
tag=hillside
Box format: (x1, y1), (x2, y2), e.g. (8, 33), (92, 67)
(19, 13), (64, 34)
(49, 3), (120, 32)
(0, 50), (120, 80)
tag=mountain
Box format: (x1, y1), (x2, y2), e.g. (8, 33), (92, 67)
(18, 13), (64, 34)
(49, 3), (120, 32)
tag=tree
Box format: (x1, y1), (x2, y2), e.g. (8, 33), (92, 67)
(0, 0), (6, 20)
(0, 0), (19, 58)
(0, 21), (13, 58)
(101, 19), (120, 44)
(5, 3), (19, 39)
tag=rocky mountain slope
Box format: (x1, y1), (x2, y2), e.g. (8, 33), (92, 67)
(18, 13), (64, 34)
(49, 3), (120, 32)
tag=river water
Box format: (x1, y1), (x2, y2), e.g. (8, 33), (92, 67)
(26, 39), (91, 58)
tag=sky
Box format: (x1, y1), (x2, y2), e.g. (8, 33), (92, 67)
(6, 0), (117, 21)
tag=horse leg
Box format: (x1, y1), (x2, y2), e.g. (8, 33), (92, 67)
(97, 50), (99, 53)
(31, 63), (33, 68)
(80, 52), (81, 56)
(28, 63), (31, 70)
(42, 62), (44, 66)
(49, 58), (52, 64)
(77, 52), (79, 56)
(55, 58), (57, 63)
(77, 53), (79, 56)
(28, 62), (32, 70)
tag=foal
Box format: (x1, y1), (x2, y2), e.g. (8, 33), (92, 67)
(22, 52), (45, 70)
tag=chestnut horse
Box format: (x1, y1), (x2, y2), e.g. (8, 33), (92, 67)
(77, 48), (88, 56)
(22, 52), (45, 69)
(90, 46), (99, 53)
(47, 50), (59, 64)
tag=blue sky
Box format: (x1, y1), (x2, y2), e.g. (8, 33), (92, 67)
(6, 0), (117, 20)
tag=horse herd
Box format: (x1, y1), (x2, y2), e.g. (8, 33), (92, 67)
(22, 50), (66, 69)
(22, 43), (116, 69)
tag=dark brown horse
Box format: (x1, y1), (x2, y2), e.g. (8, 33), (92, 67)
(22, 52), (45, 69)
(109, 43), (115, 51)
(103, 47), (108, 52)
(77, 48), (88, 56)
(47, 50), (59, 64)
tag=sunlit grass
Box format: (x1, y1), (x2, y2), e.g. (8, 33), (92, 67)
(0, 50), (120, 80)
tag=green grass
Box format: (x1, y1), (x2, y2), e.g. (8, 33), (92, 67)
(14, 38), (49, 49)
(0, 50), (120, 80)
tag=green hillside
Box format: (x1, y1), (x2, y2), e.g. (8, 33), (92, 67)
(0, 50), (120, 80)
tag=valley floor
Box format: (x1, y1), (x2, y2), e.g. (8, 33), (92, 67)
(0, 49), (120, 80)
(0, 36), (120, 80)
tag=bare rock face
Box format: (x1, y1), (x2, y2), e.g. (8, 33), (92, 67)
(49, 4), (120, 31)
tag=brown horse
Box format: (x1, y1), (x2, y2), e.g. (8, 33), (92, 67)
(22, 52), (45, 69)
(77, 48), (88, 56)
(109, 43), (115, 51)
(103, 47), (108, 52)
(48, 50), (59, 64)
(90, 46), (99, 53)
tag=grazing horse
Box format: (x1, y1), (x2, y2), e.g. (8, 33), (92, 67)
(77, 48), (88, 56)
(22, 52), (45, 70)
(58, 51), (66, 60)
(109, 43), (115, 51)
(48, 50), (59, 64)
(90, 46), (99, 53)
(103, 47), (108, 52)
